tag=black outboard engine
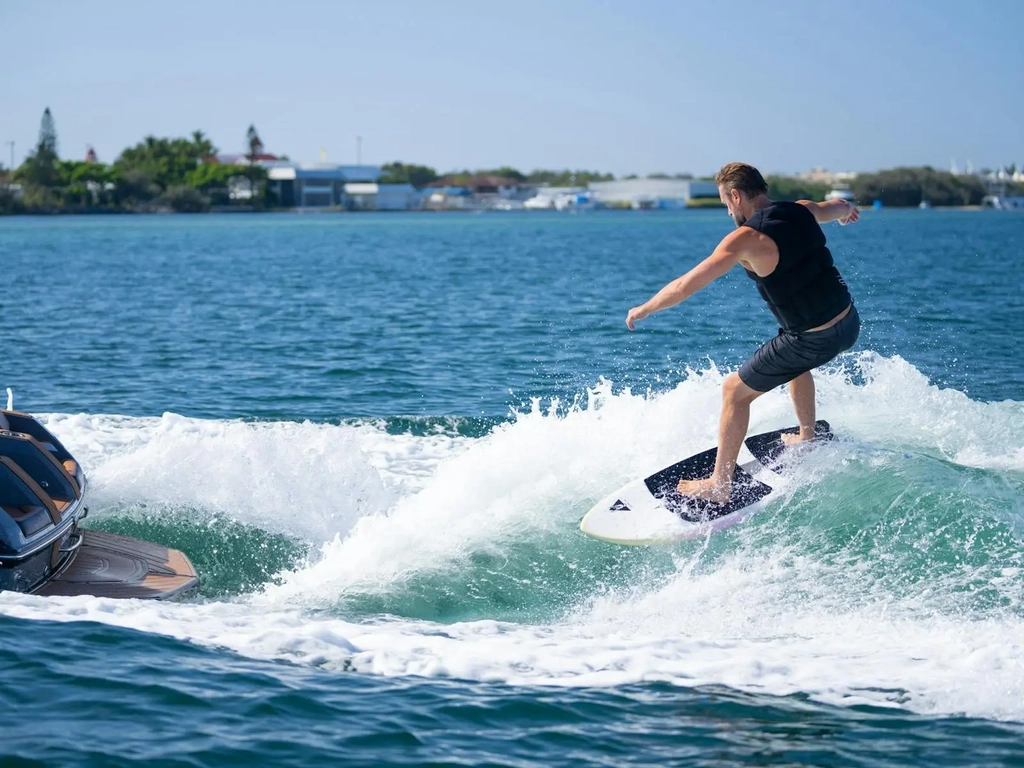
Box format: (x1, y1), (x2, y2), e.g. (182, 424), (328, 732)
(0, 409), (88, 593)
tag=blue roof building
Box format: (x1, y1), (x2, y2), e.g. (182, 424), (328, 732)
(267, 164), (383, 209)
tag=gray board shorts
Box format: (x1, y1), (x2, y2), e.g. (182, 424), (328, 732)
(738, 304), (861, 393)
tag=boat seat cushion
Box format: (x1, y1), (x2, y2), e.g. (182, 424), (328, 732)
(2, 504), (52, 537)
(2, 504), (38, 521)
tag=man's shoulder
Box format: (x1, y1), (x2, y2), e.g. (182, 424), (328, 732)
(727, 224), (778, 256)
(758, 201), (821, 233)
(770, 200), (811, 216)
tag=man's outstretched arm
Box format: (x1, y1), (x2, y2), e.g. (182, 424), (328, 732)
(797, 198), (859, 225)
(625, 228), (752, 330)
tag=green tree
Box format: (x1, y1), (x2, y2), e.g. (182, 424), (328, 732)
(487, 166), (527, 182)
(56, 160), (120, 207)
(245, 124), (262, 201)
(0, 189), (19, 214)
(765, 175), (831, 202)
(525, 169), (615, 186)
(19, 107), (60, 189)
(380, 161), (439, 189)
(186, 161), (265, 206)
(39, 107), (57, 156)
(162, 185), (209, 213)
(116, 168), (161, 207)
(185, 162), (251, 190)
(0, 162), (21, 214)
(850, 167), (986, 207)
(191, 130), (216, 159)
(115, 133), (220, 191)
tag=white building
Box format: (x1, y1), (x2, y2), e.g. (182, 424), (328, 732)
(424, 175), (536, 210)
(343, 182), (419, 211)
(588, 179), (718, 208)
(798, 167), (859, 184)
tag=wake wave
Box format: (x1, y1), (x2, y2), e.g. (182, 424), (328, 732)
(3, 352), (1023, 720)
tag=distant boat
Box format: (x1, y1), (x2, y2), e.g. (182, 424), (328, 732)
(981, 195), (1024, 210)
(555, 191), (596, 211)
(490, 199), (525, 211)
(919, 200), (931, 209)
(825, 183), (855, 202)
(523, 195), (554, 210)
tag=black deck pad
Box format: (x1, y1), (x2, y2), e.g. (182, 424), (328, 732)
(744, 419), (833, 469)
(644, 446), (773, 523)
(644, 420), (835, 524)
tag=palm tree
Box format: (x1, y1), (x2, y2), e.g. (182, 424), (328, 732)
(190, 130), (217, 159)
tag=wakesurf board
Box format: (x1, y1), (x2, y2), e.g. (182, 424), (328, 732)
(580, 420), (833, 545)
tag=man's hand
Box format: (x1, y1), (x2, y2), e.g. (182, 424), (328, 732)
(626, 305), (650, 330)
(838, 201), (860, 226)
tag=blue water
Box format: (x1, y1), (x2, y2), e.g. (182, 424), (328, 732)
(1, 209), (1023, 766)
(6, 210), (1020, 419)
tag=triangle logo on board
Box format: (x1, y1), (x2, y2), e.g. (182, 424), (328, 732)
(609, 499), (631, 511)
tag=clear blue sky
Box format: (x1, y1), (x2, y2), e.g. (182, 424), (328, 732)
(1, 0), (1021, 177)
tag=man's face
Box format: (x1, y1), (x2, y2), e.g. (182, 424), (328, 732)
(719, 186), (747, 228)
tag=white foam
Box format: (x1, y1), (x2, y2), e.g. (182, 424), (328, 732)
(823, 352), (1024, 472)
(254, 371), (761, 605)
(4, 353), (1022, 722)
(40, 412), (398, 542)
(2, 583), (1022, 721)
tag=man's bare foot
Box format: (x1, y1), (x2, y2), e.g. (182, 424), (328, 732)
(781, 431), (814, 447)
(676, 477), (731, 504)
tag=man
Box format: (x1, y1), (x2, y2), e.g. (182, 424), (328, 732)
(625, 162), (860, 503)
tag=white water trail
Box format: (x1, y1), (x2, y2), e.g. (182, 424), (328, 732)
(2, 353), (1022, 721)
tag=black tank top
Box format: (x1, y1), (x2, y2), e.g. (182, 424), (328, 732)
(741, 201), (851, 332)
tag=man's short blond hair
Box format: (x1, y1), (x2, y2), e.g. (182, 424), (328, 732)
(715, 162), (768, 199)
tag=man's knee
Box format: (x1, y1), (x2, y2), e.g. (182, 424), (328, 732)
(723, 372), (761, 404)
(790, 370), (814, 386)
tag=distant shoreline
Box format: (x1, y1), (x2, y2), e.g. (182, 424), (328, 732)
(1, 204), (1006, 218)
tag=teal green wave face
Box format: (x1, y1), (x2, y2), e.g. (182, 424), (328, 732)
(1, 210), (1023, 761)
(89, 510), (308, 599)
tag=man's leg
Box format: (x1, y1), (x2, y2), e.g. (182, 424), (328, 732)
(677, 372), (764, 503)
(781, 371), (815, 446)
